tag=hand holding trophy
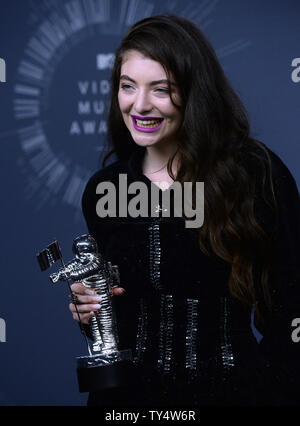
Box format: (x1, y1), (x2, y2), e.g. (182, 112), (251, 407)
(37, 234), (134, 393)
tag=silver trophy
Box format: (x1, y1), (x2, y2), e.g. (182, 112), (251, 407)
(37, 234), (134, 393)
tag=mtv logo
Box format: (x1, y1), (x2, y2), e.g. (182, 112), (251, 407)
(0, 58), (6, 83)
(96, 53), (115, 70)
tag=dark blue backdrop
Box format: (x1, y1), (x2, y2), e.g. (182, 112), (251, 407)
(0, 0), (299, 405)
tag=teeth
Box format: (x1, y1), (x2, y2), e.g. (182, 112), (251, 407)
(136, 119), (160, 124)
(135, 118), (162, 128)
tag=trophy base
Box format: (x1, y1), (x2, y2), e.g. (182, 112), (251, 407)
(76, 349), (136, 392)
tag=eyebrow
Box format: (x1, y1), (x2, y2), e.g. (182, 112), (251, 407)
(120, 74), (177, 87)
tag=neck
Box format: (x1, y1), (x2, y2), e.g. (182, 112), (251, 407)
(142, 144), (179, 176)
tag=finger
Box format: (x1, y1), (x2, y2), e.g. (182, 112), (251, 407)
(71, 294), (103, 304)
(69, 302), (101, 314)
(73, 311), (95, 324)
(112, 287), (125, 296)
(71, 283), (97, 296)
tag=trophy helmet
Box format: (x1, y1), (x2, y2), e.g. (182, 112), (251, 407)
(72, 234), (98, 257)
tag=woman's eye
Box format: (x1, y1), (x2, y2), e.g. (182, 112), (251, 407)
(120, 84), (132, 90)
(156, 88), (169, 93)
(119, 85), (169, 93)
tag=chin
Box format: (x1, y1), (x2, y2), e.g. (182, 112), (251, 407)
(133, 138), (161, 148)
(130, 133), (159, 146)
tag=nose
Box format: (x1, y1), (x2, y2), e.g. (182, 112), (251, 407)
(134, 89), (153, 114)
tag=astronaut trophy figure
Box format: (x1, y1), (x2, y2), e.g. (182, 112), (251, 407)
(41, 234), (133, 392)
(50, 235), (120, 355)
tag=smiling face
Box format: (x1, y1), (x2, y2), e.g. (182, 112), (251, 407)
(118, 49), (182, 150)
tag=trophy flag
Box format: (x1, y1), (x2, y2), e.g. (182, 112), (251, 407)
(36, 240), (62, 271)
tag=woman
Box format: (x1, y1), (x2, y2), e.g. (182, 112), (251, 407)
(69, 15), (300, 406)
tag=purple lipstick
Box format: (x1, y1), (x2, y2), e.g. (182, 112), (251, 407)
(131, 115), (164, 133)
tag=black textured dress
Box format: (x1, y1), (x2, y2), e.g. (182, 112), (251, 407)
(82, 144), (300, 406)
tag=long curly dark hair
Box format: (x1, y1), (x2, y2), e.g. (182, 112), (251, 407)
(103, 14), (278, 321)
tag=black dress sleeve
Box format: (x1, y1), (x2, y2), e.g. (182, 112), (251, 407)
(80, 173), (109, 341)
(81, 172), (112, 256)
(81, 162), (124, 255)
(82, 175), (100, 241)
(254, 155), (300, 404)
